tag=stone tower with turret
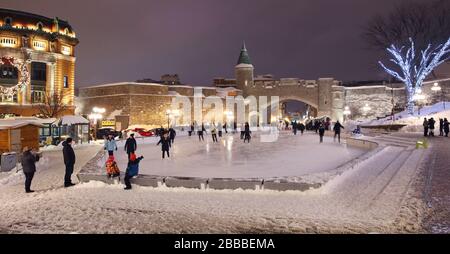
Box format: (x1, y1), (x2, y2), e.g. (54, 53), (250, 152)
(235, 42), (254, 95)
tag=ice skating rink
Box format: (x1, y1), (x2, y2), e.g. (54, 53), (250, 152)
(113, 132), (366, 179)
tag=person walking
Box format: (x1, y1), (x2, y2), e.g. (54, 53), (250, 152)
(104, 134), (117, 156)
(443, 118), (449, 137)
(233, 121), (237, 134)
(292, 121), (298, 135)
(62, 137), (76, 187)
(218, 122), (223, 138)
(240, 123), (245, 139)
(124, 133), (137, 160)
(319, 123), (325, 143)
(157, 132), (172, 159)
(223, 123), (228, 134)
(423, 118), (429, 137)
(333, 121), (345, 143)
(169, 127), (176, 144)
(189, 123), (194, 136)
(439, 118), (444, 136)
(21, 146), (40, 193)
(243, 122), (251, 143)
(124, 153), (144, 190)
(429, 117), (436, 137)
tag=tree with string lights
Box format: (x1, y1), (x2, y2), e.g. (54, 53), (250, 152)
(378, 37), (450, 115)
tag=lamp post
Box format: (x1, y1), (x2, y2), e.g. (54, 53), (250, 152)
(431, 82), (443, 109)
(88, 107), (105, 140)
(362, 103), (371, 118)
(343, 106), (351, 123)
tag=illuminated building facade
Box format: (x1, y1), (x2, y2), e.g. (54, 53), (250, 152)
(0, 8), (78, 117)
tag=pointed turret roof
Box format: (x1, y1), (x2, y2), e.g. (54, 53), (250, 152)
(236, 42), (252, 65)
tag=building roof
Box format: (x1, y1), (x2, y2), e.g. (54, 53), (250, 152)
(236, 42), (252, 65)
(0, 119), (44, 130)
(58, 115), (89, 126)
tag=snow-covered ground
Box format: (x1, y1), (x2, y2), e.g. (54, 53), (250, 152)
(346, 102), (450, 133)
(96, 133), (365, 180)
(0, 132), (428, 233)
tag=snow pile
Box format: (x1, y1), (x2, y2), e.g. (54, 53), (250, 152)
(349, 102), (450, 133)
(58, 115), (89, 126)
(0, 169), (23, 187)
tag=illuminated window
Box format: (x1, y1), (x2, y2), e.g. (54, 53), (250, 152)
(61, 45), (72, 55)
(64, 76), (69, 88)
(0, 37), (17, 48)
(33, 40), (47, 51)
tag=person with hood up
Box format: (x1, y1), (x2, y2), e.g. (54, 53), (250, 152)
(62, 137), (76, 187)
(124, 153), (144, 190)
(21, 146), (40, 193)
(104, 134), (117, 156)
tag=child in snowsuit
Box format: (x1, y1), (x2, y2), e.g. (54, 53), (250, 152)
(105, 155), (121, 183)
(157, 132), (171, 159)
(124, 153), (144, 190)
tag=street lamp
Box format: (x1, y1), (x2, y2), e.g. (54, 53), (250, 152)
(431, 82), (444, 109)
(88, 107), (105, 140)
(343, 106), (351, 123)
(362, 103), (371, 117)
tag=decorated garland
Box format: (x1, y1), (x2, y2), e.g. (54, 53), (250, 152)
(0, 56), (30, 97)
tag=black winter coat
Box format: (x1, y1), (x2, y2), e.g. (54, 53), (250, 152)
(157, 137), (171, 151)
(319, 127), (325, 135)
(333, 122), (344, 133)
(21, 150), (39, 173)
(124, 137), (137, 153)
(444, 121), (449, 132)
(62, 141), (76, 165)
(169, 128), (176, 139)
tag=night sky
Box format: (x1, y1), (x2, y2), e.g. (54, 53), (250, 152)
(0, 0), (430, 87)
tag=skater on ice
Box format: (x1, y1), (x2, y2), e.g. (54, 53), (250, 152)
(299, 122), (305, 135)
(21, 146), (40, 193)
(333, 120), (344, 143)
(243, 122), (251, 143)
(157, 131), (172, 159)
(124, 153), (144, 190)
(292, 121), (298, 135)
(319, 123), (325, 143)
(198, 123), (205, 141)
(124, 133), (137, 159)
(169, 127), (176, 144)
(211, 125), (218, 143)
(62, 138), (76, 187)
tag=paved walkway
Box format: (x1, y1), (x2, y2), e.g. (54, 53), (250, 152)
(421, 136), (450, 233)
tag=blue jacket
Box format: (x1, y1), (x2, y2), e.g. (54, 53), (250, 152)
(104, 139), (117, 151)
(126, 157), (143, 177)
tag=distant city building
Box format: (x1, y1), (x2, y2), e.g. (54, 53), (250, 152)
(136, 74), (182, 86)
(0, 8), (79, 117)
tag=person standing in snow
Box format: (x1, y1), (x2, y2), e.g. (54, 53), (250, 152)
(319, 123), (325, 143)
(428, 117), (436, 137)
(169, 127), (176, 144)
(124, 153), (144, 190)
(333, 121), (344, 143)
(62, 137), (76, 187)
(104, 134), (117, 156)
(423, 118), (429, 137)
(243, 122), (251, 143)
(211, 125), (218, 143)
(21, 146), (40, 193)
(157, 132), (172, 159)
(439, 118), (444, 136)
(443, 118), (449, 137)
(124, 133), (137, 160)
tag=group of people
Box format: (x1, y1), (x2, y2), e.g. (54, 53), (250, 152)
(188, 122), (252, 143)
(290, 119), (344, 143)
(423, 117), (449, 137)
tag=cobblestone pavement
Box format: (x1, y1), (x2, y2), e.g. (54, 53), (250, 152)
(421, 136), (450, 233)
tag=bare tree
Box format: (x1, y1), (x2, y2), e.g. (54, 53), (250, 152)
(363, 0), (450, 51)
(34, 89), (68, 118)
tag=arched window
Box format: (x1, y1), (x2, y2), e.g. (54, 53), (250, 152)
(4, 17), (12, 26)
(37, 22), (44, 30)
